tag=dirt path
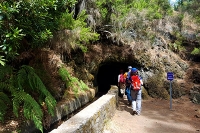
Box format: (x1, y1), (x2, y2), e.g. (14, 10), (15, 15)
(104, 95), (200, 133)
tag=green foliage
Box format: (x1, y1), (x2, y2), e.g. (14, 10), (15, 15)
(175, 0), (200, 56)
(1, 0), (99, 63)
(0, 56), (5, 66)
(58, 10), (99, 53)
(59, 10), (75, 30)
(58, 67), (89, 97)
(191, 47), (200, 55)
(0, 65), (56, 132)
(13, 91), (43, 132)
(96, 0), (172, 23)
(72, 10), (99, 52)
(175, 0), (200, 22)
(17, 66), (57, 115)
(169, 31), (186, 53)
(96, 0), (112, 23)
(133, 0), (148, 10)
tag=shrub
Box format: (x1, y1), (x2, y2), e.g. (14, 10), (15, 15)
(146, 73), (169, 100)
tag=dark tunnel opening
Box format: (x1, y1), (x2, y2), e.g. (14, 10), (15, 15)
(96, 62), (139, 96)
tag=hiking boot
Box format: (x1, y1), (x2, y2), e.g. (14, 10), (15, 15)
(136, 111), (140, 116)
(132, 110), (136, 115)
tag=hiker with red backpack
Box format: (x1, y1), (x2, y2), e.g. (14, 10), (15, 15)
(130, 68), (143, 115)
(118, 69), (125, 97)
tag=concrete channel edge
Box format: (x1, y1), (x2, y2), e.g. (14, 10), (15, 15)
(50, 85), (118, 133)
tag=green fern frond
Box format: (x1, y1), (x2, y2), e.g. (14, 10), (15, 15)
(0, 56), (5, 66)
(44, 96), (56, 116)
(17, 66), (27, 90)
(18, 65), (56, 116)
(13, 91), (43, 132)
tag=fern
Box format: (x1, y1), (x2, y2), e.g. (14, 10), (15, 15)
(13, 91), (43, 132)
(0, 65), (57, 132)
(0, 56), (5, 66)
(17, 65), (56, 115)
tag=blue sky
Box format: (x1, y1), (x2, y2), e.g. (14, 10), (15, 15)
(170, 0), (177, 4)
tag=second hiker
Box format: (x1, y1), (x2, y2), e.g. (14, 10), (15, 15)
(130, 68), (143, 115)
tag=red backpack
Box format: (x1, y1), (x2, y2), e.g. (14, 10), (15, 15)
(131, 75), (141, 90)
(119, 74), (125, 83)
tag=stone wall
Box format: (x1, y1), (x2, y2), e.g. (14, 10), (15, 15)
(50, 85), (118, 133)
(51, 88), (96, 124)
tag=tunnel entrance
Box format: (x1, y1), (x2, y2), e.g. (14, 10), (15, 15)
(96, 62), (139, 95)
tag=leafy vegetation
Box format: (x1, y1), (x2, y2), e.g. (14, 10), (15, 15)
(0, 0), (98, 65)
(175, 0), (200, 22)
(96, 0), (172, 24)
(0, 0), (99, 131)
(58, 10), (99, 53)
(191, 48), (200, 55)
(169, 31), (186, 53)
(0, 65), (56, 132)
(58, 66), (89, 98)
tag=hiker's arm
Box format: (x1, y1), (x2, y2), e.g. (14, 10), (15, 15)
(140, 79), (143, 86)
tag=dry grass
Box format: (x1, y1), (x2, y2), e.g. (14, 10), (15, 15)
(182, 12), (200, 32)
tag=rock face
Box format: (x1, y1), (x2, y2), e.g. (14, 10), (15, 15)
(190, 85), (200, 104)
(48, 28), (189, 100)
(46, 0), (200, 100)
(189, 68), (200, 104)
